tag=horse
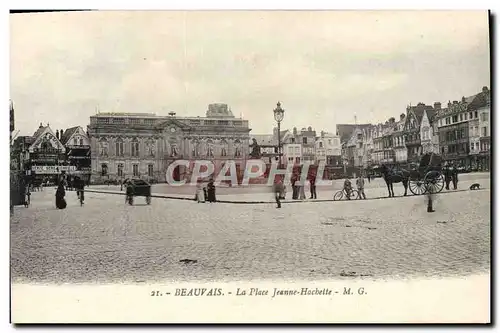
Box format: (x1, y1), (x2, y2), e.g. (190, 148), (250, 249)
(380, 164), (410, 197)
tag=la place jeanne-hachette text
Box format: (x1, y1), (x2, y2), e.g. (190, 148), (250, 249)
(168, 287), (366, 298)
(165, 160), (337, 186)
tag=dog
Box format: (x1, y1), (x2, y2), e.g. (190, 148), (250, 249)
(469, 183), (481, 190)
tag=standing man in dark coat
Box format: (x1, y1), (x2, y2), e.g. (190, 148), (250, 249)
(207, 179), (216, 203)
(309, 173), (317, 199)
(451, 165), (459, 190)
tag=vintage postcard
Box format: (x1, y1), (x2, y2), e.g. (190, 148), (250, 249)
(9, 10), (490, 323)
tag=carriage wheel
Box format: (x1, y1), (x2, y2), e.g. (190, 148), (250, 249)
(424, 172), (445, 194)
(409, 179), (427, 195)
(349, 190), (359, 200)
(333, 191), (344, 201)
(146, 196), (151, 205)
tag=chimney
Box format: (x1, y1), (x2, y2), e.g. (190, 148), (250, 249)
(321, 130), (325, 137)
(434, 102), (441, 110)
(56, 130), (59, 140)
(448, 101), (452, 108)
(400, 113), (406, 121)
(461, 96), (466, 103)
(308, 126), (312, 132)
(60, 129), (64, 139)
(293, 127), (297, 135)
(39, 122), (43, 128)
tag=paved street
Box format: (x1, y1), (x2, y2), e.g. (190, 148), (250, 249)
(11, 174), (490, 284)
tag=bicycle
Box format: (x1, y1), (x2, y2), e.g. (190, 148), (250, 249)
(333, 188), (359, 201)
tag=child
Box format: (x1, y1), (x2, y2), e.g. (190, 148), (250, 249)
(24, 185), (31, 207)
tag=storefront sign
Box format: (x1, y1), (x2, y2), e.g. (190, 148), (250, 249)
(68, 170), (92, 175)
(68, 156), (91, 160)
(31, 165), (77, 174)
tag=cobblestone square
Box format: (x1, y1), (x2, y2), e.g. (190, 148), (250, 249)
(11, 173), (490, 284)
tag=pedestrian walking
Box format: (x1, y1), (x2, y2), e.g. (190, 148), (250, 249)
(356, 175), (366, 199)
(75, 176), (85, 205)
(55, 181), (67, 209)
(273, 177), (285, 208)
(309, 174), (317, 199)
(207, 178), (216, 203)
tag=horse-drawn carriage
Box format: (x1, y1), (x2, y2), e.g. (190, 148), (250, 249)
(124, 178), (152, 205)
(408, 152), (445, 195)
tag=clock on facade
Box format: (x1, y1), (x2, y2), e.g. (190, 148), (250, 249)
(170, 127), (176, 133)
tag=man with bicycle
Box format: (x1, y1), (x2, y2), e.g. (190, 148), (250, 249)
(343, 177), (353, 200)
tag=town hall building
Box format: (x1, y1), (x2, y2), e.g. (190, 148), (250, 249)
(87, 103), (251, 184)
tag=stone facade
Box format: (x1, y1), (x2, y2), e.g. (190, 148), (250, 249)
(87, 104), (251, 184)
(392, 114), (407, 164)
(435, 87), (490, 167)
(315, 131), (341, 165)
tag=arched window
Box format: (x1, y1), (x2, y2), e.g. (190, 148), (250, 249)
(117, 164), (124, 177)
(101, 164), (108, 176)
(170, 142), (178, 157)
(99, 138), (109, 157)
(192, 140), (199, 157)
(207, 139), (214, 157)
(131, 138), (140, 157)
(220, 139), (228, 157)
(115, 138), (124, 157)
(234, 139), (242, 158)
(146, 139), (156, 157)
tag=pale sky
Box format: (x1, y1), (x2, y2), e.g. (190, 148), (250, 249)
(10, 10), (490, 136)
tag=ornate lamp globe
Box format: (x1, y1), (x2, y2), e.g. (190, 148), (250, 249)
(273, 101), (285, 123)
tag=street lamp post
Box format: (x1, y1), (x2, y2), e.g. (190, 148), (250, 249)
(273, 102), (285, 168)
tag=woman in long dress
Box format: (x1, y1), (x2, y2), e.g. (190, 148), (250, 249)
(207, 179), (216, 203)
(55, 182), (67, 209)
